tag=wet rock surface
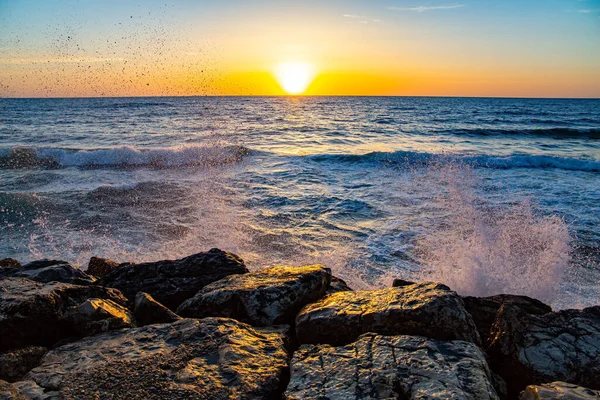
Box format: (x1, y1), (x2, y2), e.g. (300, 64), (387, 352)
(0, 380), (28, 400)
(99, 248), (248, 310)
(134, 292), (181, 326)
(0, 260), (95, 285)
(0, 346), (47, 382)
(488, 305), (600, 397)
(520, 382), (600, 400)
(0, 277), (128, 351)
(21, 318), (289, 400)
(463, 294), (551, 345)
(327, 276), (352, 294)
(86, 257), (120, 279)
(0, 258), (21, 268)
(177, 265), (331, 326)
(66, 298), (134, 336)
(296, 282), (480, 346)
(285, 333), (499, 400)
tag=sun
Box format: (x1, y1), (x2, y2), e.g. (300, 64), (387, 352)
(274, 62), (315, 95)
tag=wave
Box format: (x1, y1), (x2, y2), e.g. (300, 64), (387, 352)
(444, 127), (600, 139)
(309, 150), (600, 172)
(0, 145), (251, 169)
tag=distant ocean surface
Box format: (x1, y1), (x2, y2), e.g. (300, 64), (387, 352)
(1, 96), (599, 309)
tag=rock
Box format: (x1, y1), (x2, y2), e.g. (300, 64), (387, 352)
(488, 305), (600, 397)
(0, 380), (28, 400)
(134, 292), (181, 326)
(0, 260), (95, 285)
(296, 282), (481, 346)
(0, 258), (20, 268)
(21, 318), (289, 400)
(0, 347), (47, 382)
(285, 333), (499, 400)
(0, 277), (128, 351)
(392, 278), (415, 287)
(327, 276), (352, 294)
(99, 248), (248, 310)
(177, 265), (331, 326)
(463, 294), (551, 345)
(66, 298), (134, 336)
(86, 257), (120, 279)
(520, 382), (600, 400)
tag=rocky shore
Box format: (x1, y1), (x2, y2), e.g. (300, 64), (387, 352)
(1, 250), (599, 399)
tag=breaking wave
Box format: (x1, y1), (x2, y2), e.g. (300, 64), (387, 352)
(0, 145), (251, 169)
(310, 150), (600, 172)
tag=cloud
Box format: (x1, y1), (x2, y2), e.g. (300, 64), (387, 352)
(388, 4), (465, 12)
(343, 14), (382, 23)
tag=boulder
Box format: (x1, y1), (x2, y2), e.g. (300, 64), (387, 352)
(99, 248), (248, 310)
(295, 282), (481, 346)
(285, 333), (499, 400)
(0, 346), (47, 382)
(0, 258), (20, 268)
(488, 305), (600, 397)
(520, 382), (600, 400)
(327, 276), (352, 294)
(0, 380), (28, 400)
(66, 298), (134, 336)
(86, 257), (120, 279)
(134, 292), (181, 326)
(392, 278), (415, 287)
(0, 278), (128, 351)
(463, 294), (551, 345)
(177, 265), (331, 326)
(0, 260), (95, 285)
(20, 318), (289, 400)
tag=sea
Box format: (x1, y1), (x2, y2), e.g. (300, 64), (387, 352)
(1, 96), (599, 309)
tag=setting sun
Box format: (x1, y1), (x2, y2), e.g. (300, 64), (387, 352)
(274, 62), (315, 95)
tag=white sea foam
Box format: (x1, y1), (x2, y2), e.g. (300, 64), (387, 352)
(415, 163), (572, 305)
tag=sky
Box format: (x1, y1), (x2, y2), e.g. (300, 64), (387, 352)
(0, 0), (599, 97)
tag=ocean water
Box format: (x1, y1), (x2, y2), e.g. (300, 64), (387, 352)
(1, 96), (599, 309)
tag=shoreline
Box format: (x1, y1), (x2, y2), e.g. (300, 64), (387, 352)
(1, 249), (599, 399)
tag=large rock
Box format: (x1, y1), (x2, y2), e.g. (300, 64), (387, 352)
(0, 258), (21, 268)
(520, 382), (600, 400)
(488, 305), (600, 397)
(99, 248), (248, 310)
(19, 318), (289, 400)
(327, 276), (352, 294)
(0, 260), (95, 285)
(134, 292), (181, 326)
(177, 265), (331, 326)
(463, 294), (551, 345)
(0, 278), (128, 351)
(66, 298), (134, 336)
(86, 257), (120, 279)
(0, 346), (47, 382)
(296, 282), (481, 346)
(285, 333), (499, 400)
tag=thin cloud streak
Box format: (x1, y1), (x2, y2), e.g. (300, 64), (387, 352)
(343, 14), (382, 23)
(388, 4), (465, 12)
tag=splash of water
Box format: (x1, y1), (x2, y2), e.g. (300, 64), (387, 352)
(415, 162), (572, 305)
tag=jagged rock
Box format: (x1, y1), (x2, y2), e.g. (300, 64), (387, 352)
(0, 258), (21, 268)
(488, 305), (600, 397)
(463, 294), (551, 345)
(327, 276), (352, 294)
(86, 257), (120, 279)
(66, 298), (134, 336)
(20, 318), (289, 400)
(177, 265), (331, 326)
(295, 282), (481, 346)
(0, 380), (28, 400)
(520, 382), (600, 399)
(285, 333), (499, 400)
(134, 292), (181, 326)
(392, 278), (415, 287)
(0, 278), (128, 351)
(0, 347), (47, 382)
(99, 248), (248, 310)
(0, 260), (95, 285)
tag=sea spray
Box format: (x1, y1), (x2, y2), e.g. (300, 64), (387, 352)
(415, 162), (572, 305)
